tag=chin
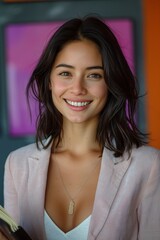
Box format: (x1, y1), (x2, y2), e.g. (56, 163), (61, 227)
(67, 117), (87, 123)
(70, 119), (85, 123)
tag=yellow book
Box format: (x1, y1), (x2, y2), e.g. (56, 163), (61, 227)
(0, 205), (32, 240)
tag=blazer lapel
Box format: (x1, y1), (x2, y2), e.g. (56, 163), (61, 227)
(88, 148), (132, 239)
(27, 143), (51, 240)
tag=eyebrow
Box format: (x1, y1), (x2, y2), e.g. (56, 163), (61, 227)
(55, 64), (103, 70)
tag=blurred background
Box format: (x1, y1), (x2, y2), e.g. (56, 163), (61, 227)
(0, 0), (160, 205)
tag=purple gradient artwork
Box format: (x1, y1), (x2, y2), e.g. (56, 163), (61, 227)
(5, 19), (134, 136)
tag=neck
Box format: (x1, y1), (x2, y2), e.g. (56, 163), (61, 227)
(56, 120), (101, 155)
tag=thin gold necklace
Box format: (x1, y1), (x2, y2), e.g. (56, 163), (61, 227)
(55, 154), (101, 215)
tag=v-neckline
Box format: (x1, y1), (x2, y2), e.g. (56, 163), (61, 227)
(44, 210), (91, 235)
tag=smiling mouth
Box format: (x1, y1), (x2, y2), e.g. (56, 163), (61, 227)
(65, 99), (92, 107)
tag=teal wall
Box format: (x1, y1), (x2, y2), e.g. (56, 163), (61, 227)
(0, 0), (146, 205)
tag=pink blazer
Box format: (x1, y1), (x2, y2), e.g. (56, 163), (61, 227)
(4, 142), (160, 240)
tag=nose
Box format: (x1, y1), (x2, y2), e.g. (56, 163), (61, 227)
(70, 78), (87, 95)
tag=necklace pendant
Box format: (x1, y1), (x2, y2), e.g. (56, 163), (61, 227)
(68, 200), (75, 215)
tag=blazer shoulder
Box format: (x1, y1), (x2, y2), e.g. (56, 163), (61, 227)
(131, 145), (160, 174)
(6, 138), (51, 166)
(6, 142), (43, 168)
(132, 145), (160, 159)
(9, 142), (38, 158)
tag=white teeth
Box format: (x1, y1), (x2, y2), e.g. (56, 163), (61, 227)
(66, 100), (90, 107)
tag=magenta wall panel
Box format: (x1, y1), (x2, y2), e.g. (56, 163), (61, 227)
(5, 19), (134, 136)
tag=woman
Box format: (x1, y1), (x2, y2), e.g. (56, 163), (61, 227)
(2, 16), (160, 240)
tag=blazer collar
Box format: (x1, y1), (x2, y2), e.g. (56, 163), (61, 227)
(89, 147), (132, 238)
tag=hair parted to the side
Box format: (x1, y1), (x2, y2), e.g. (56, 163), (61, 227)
(26, 16), (148, 157)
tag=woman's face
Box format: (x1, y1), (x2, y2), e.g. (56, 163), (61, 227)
(50, 39), (108, 125)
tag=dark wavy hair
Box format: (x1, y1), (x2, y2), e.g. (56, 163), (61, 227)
(26, 16), (148, 157)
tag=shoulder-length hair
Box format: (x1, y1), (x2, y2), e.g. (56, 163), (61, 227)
(26, 16), (148, 157)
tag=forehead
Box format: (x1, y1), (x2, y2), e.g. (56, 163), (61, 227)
(61, 38), (99, 49)
(54, 39), (102, 65)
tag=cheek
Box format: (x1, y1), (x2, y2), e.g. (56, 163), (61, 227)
(50, 80), (66, 96)
(92, 84), (108, 99)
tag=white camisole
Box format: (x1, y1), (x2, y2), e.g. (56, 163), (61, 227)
(44, 210), (91, 240)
